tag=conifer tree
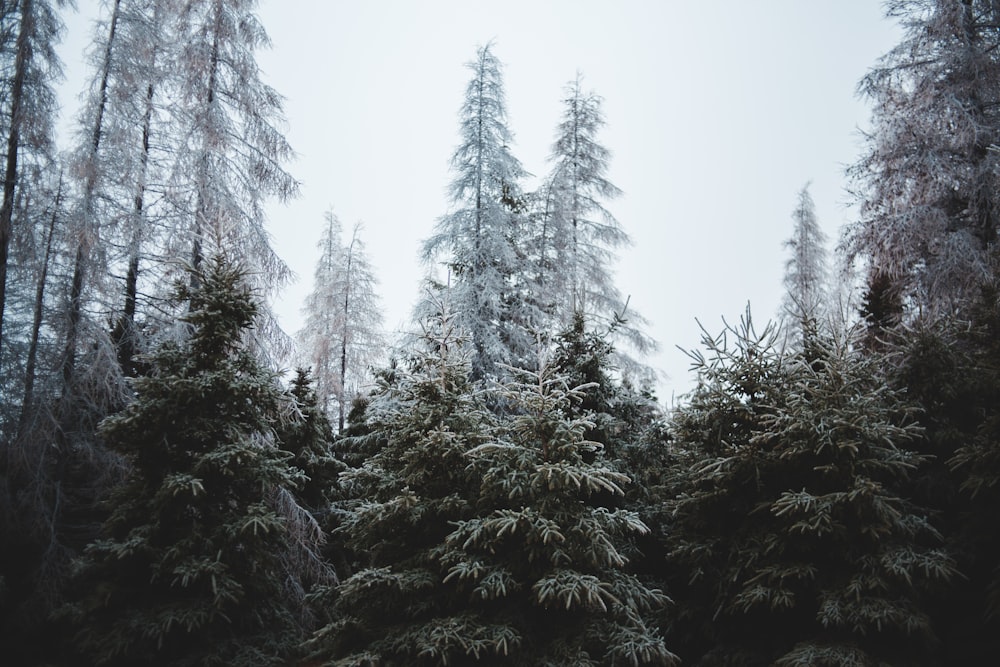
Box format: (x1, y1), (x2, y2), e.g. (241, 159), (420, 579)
(422, 43), (532, 380)
(534, 74), (654, 361)
(306, 305), (496, 665)
(886, 276), (1000, 661)
(61, 257), (308, 667)
(846, 0), (1000, 317)
(162, 0), (297, 354)
(298, 212), (385, 433)
(0, 0), (65, 363)
(438, 360), (676, 665)
(781, 184), (829, 347)
(664, 312), (955, 666)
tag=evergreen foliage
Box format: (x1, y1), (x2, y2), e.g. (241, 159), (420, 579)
(306, 308), (496, 665)
(885, 275), (1000, 661)
(664, 312), (955, 666)
(440, 361), (676, 666)
(60, 257), (308, 667)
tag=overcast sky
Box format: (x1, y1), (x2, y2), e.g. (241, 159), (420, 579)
(56, 1), (902, 402)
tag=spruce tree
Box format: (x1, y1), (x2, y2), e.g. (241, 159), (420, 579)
(306, 307), (496, 665)
(888, 276), (1000, 661)
(439, 361), (676, 665)
(60, 257), (307, 667)
(664, 312), (955, 666)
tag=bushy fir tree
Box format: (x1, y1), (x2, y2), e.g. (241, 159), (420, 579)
(60, 257), (307, 667)
(306, 309), (496, 666)
(664, 312), (954, 666)
(439, 361), (676, 666)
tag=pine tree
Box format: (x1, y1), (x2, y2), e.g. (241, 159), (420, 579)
(299, 212), (385, 433)
(421, 42), (532, 380)
(664, 312), (955, 666)
(60, 257), (308, 666)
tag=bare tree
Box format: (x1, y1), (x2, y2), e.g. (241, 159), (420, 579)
(299, 211), (384, 433)
(0, 0), (64, 372)
(532, 74), (656, 377)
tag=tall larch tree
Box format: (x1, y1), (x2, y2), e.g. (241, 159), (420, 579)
(846, 0), (1000, 320)
(422, 42), (532, 380)
(163, 0), (297, 349)
(533, 74), (655, 371)
(298, 211), (385, 434)
(781, 184), (829, 347)
(78, 0), (173, 374)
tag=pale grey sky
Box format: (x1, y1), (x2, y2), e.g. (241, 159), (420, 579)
(57, 1), (901, 401)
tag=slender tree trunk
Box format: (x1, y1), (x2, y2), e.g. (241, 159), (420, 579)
(338, 240), (354, 434)
(116, 77), (155, 374)
(17, 172), (60, 440)
(0, 0), (33, 362)
(60, 0), (119, 390)
(191, 0), (223, 288)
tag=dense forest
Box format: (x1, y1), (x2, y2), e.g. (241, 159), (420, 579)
(2, 1), (1000, 665)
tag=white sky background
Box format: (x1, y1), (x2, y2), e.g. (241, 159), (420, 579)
(56, 1), (902, 403)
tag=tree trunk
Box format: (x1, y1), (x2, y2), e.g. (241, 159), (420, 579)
(0, 0), (33, 362)
(17, 173), (60, 440)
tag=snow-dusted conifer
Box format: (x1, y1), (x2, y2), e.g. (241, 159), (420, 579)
(298, 211), (385, 433)
(533, 74), (655, 368)
(422, 43), (531, 380)
(781, 184), (829, 346)
(438, 359), (676, 665)
(162, 0), (297, 351)
(60, 256), (308, 666)
(306, 302), (496, 665)
(665, 312), (955, 665)
(847, 0), (1000, 317)
(0, 0), (65, 364)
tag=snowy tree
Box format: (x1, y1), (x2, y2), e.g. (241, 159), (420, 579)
(532, 74), (655, 368)
(438, 361), (677, 666)
(161, 0), (297, 353)
(781, 184), (829, 346)
(298, 211), (385, 433)
(70, 0), (174, 374)
(59, 257), (311, 667)
(664, 312), (955, 665)
(0, 0), (64, 364)
(846, 0), (1000, 318)
(306, 305), (497, 665)
(422, 43), (532, 380)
